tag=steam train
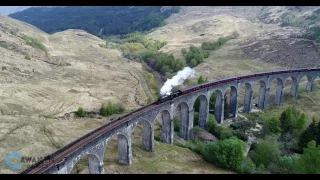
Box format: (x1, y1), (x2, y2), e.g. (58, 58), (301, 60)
(155, 67), (320, 105)
(157, 90), (182, 104)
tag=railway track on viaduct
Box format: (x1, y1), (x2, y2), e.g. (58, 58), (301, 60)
(21, 68), (320, 174)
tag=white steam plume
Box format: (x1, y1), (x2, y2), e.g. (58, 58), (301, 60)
(160, 67), (196, 96)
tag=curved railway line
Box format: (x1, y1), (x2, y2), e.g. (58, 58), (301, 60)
(21, 67), (320, 174)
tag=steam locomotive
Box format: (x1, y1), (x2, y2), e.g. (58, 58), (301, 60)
(155, 67), (320, 105)
(156, 90), (182, 104)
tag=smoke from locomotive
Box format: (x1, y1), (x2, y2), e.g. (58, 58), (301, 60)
(160, 67), (196, 96)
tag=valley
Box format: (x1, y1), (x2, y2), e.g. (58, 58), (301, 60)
(0, 15), (147, 173)
(0, 6), (320, 174)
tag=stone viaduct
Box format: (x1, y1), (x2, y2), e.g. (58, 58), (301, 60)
(21, 68), (320, 174)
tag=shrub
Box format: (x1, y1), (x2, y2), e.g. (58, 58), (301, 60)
(268, 155), (298, 174)
(146, 72), (153, 80)
(197, 75), (208, 84)
(243, 157), (268, 174)
(203, 137), (246, 172)
(266, 117), (282, 134)
(255, 164), (267, 174)
(243, 157), (257, 174)
(25, 55), (31, 60)
(215, 126), (234, 140)
(106, 102), (114, 115)
(299, 118), (319, 151)
(282, 13), (295, 26)
(0, 41), (9, 49)
(189, 59), (197, 67)
(193, 126), (202, 136)
(76, 107), (87, 117)
(100, 104), (107, 117)
(194, 141), (206, 155)
(295, 113), (307, 133)
(249, 135), (281, 167)
(184, 45), (210, 67)
(2, 66), (6, 71)
(307, 13), (320, 20)
(20, 34), (47, 54)
(278, 155), (296, 173)
(149, 80), (160, 92)
(206, 114), (217, 134)
(232, 131), (248, 142)
(202, 50), (210, 58)
(154, 53), (184, 74)
(201, 37), (230, 51)
(280, 106), (307, 133)
(201, 42), (213, 50)
(185, 141), (206, 155)
(181, 48), (187, 56)
(308, 25), (320, 40)
(100, 102), (125, 116)
(237, 120), (256, 133)
(122, 37), (183, 76)
(114, 103), (125, 114)
(279, 131), (300, 154)
(293, 140), (320, 174)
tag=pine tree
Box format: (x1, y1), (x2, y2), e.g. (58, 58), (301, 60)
(296, 113), (307, 133)
(299, 118), (318, 150)
(280, 107), (296, 133)
(293, 140), (320, 174)
(266, 117), (282, 134)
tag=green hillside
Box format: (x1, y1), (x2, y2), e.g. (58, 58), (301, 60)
(9, 6), (180, 36)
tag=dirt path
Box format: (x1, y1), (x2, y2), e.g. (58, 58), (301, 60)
(134, 69), (154, 102)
